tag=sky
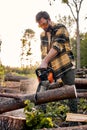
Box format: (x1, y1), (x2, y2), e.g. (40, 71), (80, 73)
(0, 0), (87, 67)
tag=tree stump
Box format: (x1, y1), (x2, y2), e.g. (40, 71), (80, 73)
(0, 115), (26, 130)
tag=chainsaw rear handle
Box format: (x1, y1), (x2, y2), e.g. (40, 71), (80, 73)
(35, 67), (56, 83)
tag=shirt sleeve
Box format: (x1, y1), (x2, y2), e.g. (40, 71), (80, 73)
(40, 32), (48, 59)
(52, 25), (70, 53)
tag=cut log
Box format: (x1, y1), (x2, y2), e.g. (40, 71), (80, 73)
(0, 85), (77, 114)
(0, 85), (87, 114)
(41, 125), (87, 130)
(77, 89), (87, 92)
(0, 116), (87, 130)
(77, 92), (87, 98)
(0, 115), (26, 130)
(0, 86), (20, 93)
(0, 93), (21, 99)
(75, 78), (87, 89)
(66, 113), (87, 122)
(4, 74), (28, 82)
(49, 78), (87, 90)
(35, 85), (77, 104)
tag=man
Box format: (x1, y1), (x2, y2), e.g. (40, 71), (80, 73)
(35, 11), (77, 126)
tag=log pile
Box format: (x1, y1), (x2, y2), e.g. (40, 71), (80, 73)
(0, 78), (87, 113)
(0, 86), (20, 93)
(76, 68), (87, 78)
(4, 73), (28, 82)
(0, 75), (87, 130)
(0, 115), (87, 130)
(0, 85), (77, 114)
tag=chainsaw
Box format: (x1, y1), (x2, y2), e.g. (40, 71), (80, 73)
(35, 67), (57, 92)
(35, 67), (63, 102)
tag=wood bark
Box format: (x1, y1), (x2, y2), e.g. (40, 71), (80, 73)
(77, 92), (87, 98)
(49, 78), (87, 90)
(75, 78), (87, 89)
(0, 86), (20, 93)
(0, 115), (26, 130)
(0, 85), (76, 114)
(0, 83), (87, 114)
(4, 74), (28, 82)
(0, 93), (22, 99)
(0, 116), (87, 130)
(41, 125), (87, 130)
(4, 74), (87, 89)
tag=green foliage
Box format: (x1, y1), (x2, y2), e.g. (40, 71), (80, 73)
(0, 64), (5, 85)
(24, 100), (70, 129)
(56, 15), (75, 36)
(4, 65), (38, 76)
(24, 100), (54, 129)
(24, 99), (87, 129)
(25, 29), (35, 36)
(71, 32), (87, 68)
(46, 101), (69, 121)
(70, 37), (77, 61)
(62, 0), (68, 4)
(0, 64), (5, 75)
(78, 98), (87, 113)
(80, 33), (87, 67)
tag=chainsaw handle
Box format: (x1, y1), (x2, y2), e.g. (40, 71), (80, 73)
(35, 67), (56, 82)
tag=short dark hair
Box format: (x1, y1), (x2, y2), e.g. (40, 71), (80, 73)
(36, 11), (50, 22)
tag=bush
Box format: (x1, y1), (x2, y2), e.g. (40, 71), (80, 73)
(24, 100), (54, 129)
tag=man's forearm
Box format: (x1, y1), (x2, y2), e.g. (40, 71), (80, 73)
(43, 48), (58, 64)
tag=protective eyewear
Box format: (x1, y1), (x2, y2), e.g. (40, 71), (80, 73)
(38, 20), (48, 28)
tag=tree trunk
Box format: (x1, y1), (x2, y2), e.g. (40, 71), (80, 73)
(76, 9), (80, 69)
(0, 85), (76, 114)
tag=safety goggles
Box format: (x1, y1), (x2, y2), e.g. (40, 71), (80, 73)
(38, 20), (48, 28)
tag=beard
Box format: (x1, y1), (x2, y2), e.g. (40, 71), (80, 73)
(44, 25), (53, 33)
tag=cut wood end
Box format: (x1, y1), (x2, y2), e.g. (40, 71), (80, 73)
(66, 113), (87, 122)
